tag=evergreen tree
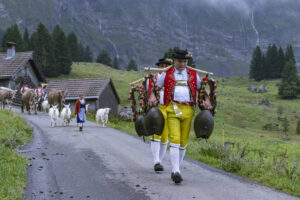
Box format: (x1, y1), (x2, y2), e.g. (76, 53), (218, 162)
(96, 50), (112, 66)
(67, 32), (79, 62)
(265, 44), (278, 79)
(83, 45), (93, 62)
(261, 53), (266, 79)
(78, 42), (85, 62)
(278, 60), (300, 99)
(112, 57), (119, 69)
(127, 59), (138, 71)
(277, 47), (285, 78)
(2, 24), (24, 51)
(52, 25), (72, 75)
(30, 23), (56, 77)
(249, 46), (263, 81)
(23, 28), (30, 51)
(285, 44), (296, 65)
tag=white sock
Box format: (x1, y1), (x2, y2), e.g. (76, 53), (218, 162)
(170, 147), (180, 173)
(151, 141), (160, 164)
(159, 143), (168, 163)
(179, 148), (186, 167)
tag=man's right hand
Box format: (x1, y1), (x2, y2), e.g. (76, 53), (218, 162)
(148, 93), (158, 107)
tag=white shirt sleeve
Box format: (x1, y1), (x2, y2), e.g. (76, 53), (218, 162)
(146, 79), (149, 90)
(196, 74), (201, 90)
(157, 72), (166, 88)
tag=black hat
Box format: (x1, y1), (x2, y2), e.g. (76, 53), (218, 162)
(173, 50), (192, 59)
(156, 58), (173, 66)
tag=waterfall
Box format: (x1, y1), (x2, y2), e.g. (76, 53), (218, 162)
(251, 7), (260, 46)
(106, 38), (120, 59)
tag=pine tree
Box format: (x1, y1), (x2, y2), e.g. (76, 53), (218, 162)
(96, 50), (112, 66)
(2, 24), (24, 51)
(278, 60), (300, 99)
(265, 44), (278, 79)
(127, 59), (138, 71)
(285, 44), (296, 65)
(23, 28), (30, 51)
(277, 47), (285, 78)
(67, 32), (79, 62)
(30, 23), (56, 77)
(112, 57), (119, 69)
(261, 53), (266, 80)
(78, 43), (85, 62)
(249, 46), (263, 81)
(83, 45), (93, 62)
(52, 25), (72, 75)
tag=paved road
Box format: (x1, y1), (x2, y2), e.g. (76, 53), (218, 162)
(17, 109), (299, 200)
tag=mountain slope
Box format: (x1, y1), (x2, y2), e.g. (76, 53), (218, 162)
(1, 0), (300, 76)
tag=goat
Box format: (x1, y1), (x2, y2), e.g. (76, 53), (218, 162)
(49, 105), (59, 127)
(61, 104), (71, 126)
(42, 100), (50, 112)
(96, 108), (111, 127)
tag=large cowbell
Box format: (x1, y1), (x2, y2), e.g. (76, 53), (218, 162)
(135, 115), (147, 137)
(194, 110), (214, 139)
(144, 107), (165, 136)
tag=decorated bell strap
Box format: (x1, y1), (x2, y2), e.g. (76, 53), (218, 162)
(143, 73), (160, 112)
(198, 75), (217, 116)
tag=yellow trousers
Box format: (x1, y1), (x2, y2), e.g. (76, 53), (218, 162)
(153, 105), (169, 144)
(166, 102), (195, 148)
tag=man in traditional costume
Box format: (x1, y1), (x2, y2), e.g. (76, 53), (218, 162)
(75, 94), (87, 132)
(149, 50), (202, 184)
(147, 58), (172, 172)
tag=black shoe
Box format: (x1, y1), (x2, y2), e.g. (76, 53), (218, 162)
(79, 127), (83, 131)
(154, 163), (164, 172)
(171, 172), (174, 179)
(172, 172), (183, 184)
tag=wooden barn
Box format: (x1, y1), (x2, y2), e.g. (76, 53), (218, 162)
(0, 42), (46, 105)
(47, 79), (120, 114)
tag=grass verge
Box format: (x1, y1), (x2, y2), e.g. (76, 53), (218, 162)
(0, 110), (33, 200)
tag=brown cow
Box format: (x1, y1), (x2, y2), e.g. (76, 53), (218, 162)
(0, 87), (17, 110)
(47, 89), (68, 112)
(21, 89), (39, 114)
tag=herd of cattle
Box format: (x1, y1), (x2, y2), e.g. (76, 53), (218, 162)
(0, 86), (111, 128)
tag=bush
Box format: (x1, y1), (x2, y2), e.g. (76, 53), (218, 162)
(297, 120), (300, 135)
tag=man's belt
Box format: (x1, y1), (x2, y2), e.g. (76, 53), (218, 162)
(172, 100), (193, 106)
(175, 80), (188, 86)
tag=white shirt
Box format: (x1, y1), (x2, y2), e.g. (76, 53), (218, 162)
(157, 68), (201, 103)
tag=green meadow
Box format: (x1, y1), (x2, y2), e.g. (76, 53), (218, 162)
(54, 63), (300, 197)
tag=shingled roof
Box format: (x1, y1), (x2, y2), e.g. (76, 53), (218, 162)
(47, 78), (120, 103)
(0, 51), (45, 81)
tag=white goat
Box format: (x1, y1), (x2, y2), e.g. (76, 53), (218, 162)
(61, 104), (71, 126)
(42, 100), (50, 112)
(96, 108), (111, 127)
(49, 105), (59, 127)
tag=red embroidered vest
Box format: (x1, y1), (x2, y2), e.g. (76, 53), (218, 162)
(163, 67), (197, 106)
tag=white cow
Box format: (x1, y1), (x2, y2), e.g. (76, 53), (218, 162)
(61, 104), (71, 126)
(42, 100), (50, 112)
(49, 105), (59, 127)
(96, 108), (111, 127)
